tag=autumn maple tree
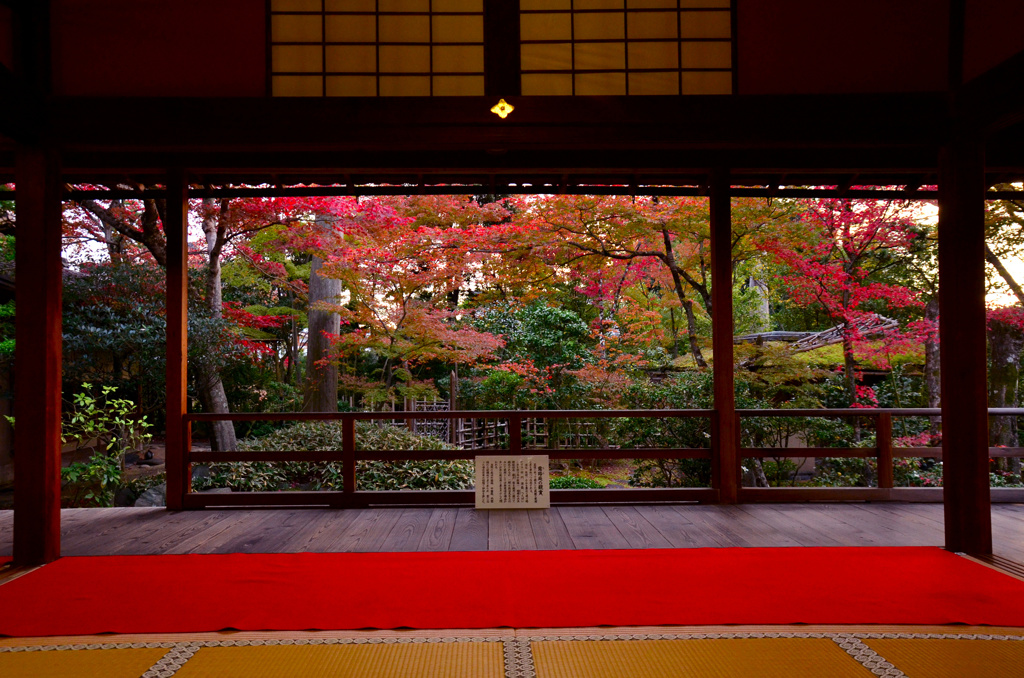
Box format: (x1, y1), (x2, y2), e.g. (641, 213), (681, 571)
(499, 194), (793, 368)
(755, 195), (930, 405)
(65, 192), (336, 449)
(300, 195), (508, 407)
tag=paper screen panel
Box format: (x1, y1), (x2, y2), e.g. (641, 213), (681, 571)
(271, 0), (731, 96)
(272, 75), (324, 96)
(520, 1), (733, 96)
(628, 11), (679, 40)
(327, 75), (378, 96)
(629, 70), (680, 94)
(681, 70), (732, 94)
(432, 75), (484, 95)
(678, 10), (731, 39)
(272, 0), (484, 97)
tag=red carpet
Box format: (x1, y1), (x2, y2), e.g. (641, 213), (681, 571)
(1, 547), (1023, 636)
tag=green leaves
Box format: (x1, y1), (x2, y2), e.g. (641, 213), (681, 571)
(60, 383), (153, 507)
(193, 420), (473, 492)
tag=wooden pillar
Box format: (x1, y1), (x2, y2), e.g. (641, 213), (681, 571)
(876, 412), (894, 490)
(938, 139), (991, 554)
(710, 170), (739, 503)
(13, 146), (63, 565)
(164, 170), (189, 510)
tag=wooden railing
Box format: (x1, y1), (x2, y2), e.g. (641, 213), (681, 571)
(180, 408), (1024, 508)
(182, 410), (716, 508)
(739, 408), (1024, 502)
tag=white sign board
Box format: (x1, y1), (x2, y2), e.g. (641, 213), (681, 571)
(475, 455), (550, 509)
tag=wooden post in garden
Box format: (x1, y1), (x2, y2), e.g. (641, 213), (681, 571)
(342, 416), (356, 502)
(938, 139), (992, 554)
(876, 412), (894, 490)
(509, 413), (522, 455)
(710, 169), (739, 503)
(450, 369), (459, 446)
(13, 146), (64, 565)
(164, 169), (189, 510)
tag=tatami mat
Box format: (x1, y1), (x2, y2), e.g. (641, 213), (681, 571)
(866, 638), (1024, 678)
(0, 647), (167, 678)
(3, 627), (1024, 677)
(174, 642), (505, 678)
(532, 638), (873, 678)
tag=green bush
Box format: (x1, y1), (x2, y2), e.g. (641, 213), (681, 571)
(58, 383), (153, 507)
(761, 458), (800, 486)
(808, 456), (946, 488)
(193, 420), (473, 492)
(629, 458), (712, 488)
(549, 475), (602, 489)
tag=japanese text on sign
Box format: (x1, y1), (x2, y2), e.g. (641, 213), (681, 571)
(475, 455), (550, 509)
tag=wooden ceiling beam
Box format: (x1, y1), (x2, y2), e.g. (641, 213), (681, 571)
(40, 94), (948, 152)
(960, 48), (1024, 136)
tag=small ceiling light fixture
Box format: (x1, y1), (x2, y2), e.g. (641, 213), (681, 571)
(490, 99), (514, 119)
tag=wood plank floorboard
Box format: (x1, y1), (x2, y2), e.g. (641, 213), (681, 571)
(693, 505), (805, 548)
(630, 505), (708, 548)
(0, 505), (1022, 561)
(992, 510), (1024, 564)
(488, 510), (537, 550)
(748, 505), (862, 547)
(792, 504), (914, 548)
(528, 509), (574, 550)
(58, 507), (168, 553)
(130, 510), (247, 556)
(557, 506), (631, 550)
(995, 505), (1024, 524)
(179, 510), (263, 555)
(842, 505), (943, 547)
(600, 506), (673, 549)
(379, 509), (433, 552)
(726, 505), (807, 547)
(416, 508), (457, 551)
(890, 503), (947, 528)
(448, 507), (488, 551)
(321, 508), (402, 552)
(283, 511), (357, 553)
(675, 505), (761, 548)
(213, 510), (316, 554)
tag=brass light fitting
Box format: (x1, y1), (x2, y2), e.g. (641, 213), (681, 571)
(490, 99), (514, 119)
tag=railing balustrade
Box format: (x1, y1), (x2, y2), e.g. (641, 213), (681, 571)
(180, 408), (1024, 508)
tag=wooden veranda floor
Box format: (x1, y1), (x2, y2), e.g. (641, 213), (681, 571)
(2, 504), (1024, 562)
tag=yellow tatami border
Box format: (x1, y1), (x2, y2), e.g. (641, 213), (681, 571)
(4, 627), (1024, 678)
(3, 624), (1023, 648)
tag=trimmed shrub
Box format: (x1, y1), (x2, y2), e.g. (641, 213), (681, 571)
(193, 421), (473, 492)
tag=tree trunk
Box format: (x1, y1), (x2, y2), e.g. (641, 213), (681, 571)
(742, 458), (770, 487)
(842, 332), (857, 405)
(198, 198), (237, 451)
(841, 329), (868, 449)
(99, 203), (125, 260)
(923, 298), (941, 435)
(749, 276), (770, 332)
(195, 364), (236, 451)
(668, 308), (679, 359)
(681, 298), (706, 368)
(988, 318), (1024, 474)
(661, 227), (707, 367)
(303, 255), (341, 412)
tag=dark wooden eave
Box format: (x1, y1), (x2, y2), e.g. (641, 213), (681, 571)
(960, 48), (1024, 136)
(0, 92), (967, 186)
